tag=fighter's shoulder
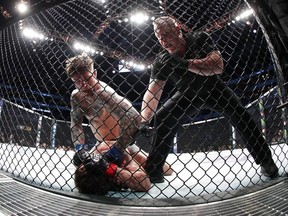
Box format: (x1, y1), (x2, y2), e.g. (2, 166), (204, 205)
(98, 80), (109, 88)
(70, 89), (83, 103)
(71, 89), (80, 97)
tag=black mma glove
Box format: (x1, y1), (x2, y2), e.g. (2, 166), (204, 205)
(72, 148), (90, 167)
(82, 153), (117, 177)
(138, 122), (150, 138)
(159, 53), (188, 70)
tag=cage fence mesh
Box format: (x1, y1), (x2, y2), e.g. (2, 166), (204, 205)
(0, 0), (287, 203)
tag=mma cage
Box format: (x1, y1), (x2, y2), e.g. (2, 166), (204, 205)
(0, 0), (288, 211)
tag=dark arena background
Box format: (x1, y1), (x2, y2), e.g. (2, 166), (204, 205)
(0, 0), (288, 215)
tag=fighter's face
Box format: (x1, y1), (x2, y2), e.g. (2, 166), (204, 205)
(71, 71), (95, 92)
(154, 25), (180, 53)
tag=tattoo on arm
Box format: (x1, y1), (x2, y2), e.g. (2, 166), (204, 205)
(95, 85), (141, 150)
(115, 106), (141, 150)
(70, 97), (85, 145)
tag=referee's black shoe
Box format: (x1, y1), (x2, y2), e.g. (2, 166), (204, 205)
(145, 165), (165, 183)
(149, 173), (164, 183)
(260, 161), (279, 179)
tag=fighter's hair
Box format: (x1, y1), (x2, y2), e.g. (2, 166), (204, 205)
(153, 16), (178, 28)
(65, 54), (94, 77)
(74, 166), (122, 195)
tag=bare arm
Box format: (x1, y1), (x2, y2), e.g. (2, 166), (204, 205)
(140, 78), (166, 123)
(114, 155), (151, 192)
(188, 51), (224, 76)
(94, 82), (141, 150)
(70, 92), (85, 146)
(129, 149), (173, 176)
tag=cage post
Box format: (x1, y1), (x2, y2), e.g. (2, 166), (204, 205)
(231, 125), (237, 149)
(0, 99), (3, 117)
(50, 120), (57, 149)
(258, 98), (266, 139)
(35, 115), (43, 148)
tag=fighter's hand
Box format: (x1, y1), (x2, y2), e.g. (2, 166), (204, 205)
(159, 53), (188, 70)
(138, 122), (150, 138)
(103, 146), (126, 166)
(75, 151), (118, 178)
(72, 148), (90, 167)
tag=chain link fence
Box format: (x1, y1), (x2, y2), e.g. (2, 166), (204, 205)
(0, 0), (287, 204)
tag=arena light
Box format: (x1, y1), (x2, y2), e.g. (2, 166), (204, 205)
(22, 27), (45, 40)
(128, 61), (134, 67)
(119, 60), (147, 72)
(72, 41), (101, 55)
(84, 45), (92, 53)
(19, 20), (24, 30)
(38, 34), (44, 40)
(73, 42), (83, 50)
(135, 64), (145, 71)
(94, 0), (106, 4)
(235, 9), (253, 21)
(16, 2), (29, 14)
(130, 12), (149, 24)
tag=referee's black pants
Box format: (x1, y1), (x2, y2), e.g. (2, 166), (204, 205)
(146, 78), (273, 176)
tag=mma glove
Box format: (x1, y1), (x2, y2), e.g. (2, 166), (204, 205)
(72, 144), (89, 167)
(103, 146), (126, 166)
(138, 122), (150, 138)
(160, 53), (188, 70)
(101, 122), (152, 166)
(85, 153), (118, 177)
